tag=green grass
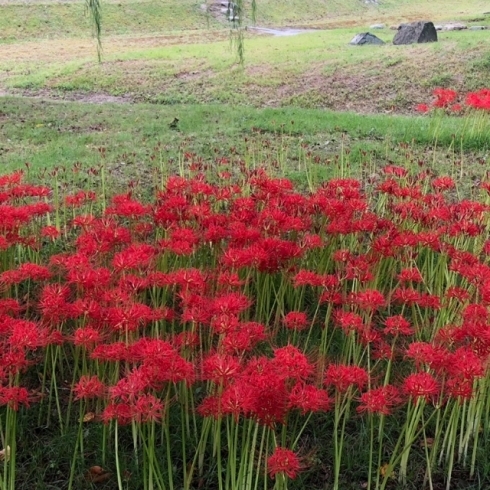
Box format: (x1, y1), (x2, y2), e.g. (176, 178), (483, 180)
(1, 96), (489, 197)
(0, 0), (225, 43)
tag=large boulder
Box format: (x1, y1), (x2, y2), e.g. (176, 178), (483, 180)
(350, 32), (385, 45)
(393, 21), (438, 45)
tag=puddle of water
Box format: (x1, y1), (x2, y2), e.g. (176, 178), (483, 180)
(249, 26), (317, 37)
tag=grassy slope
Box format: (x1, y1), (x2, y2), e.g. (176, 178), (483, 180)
(1, 0), (489, 113)
(0, 0), (489, 183)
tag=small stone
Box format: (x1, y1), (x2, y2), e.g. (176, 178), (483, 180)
(469, 25), (487, 30)
(350, 32), (385, 45)
(370, 24), (385, 29)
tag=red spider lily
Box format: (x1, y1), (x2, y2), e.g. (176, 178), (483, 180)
(433, 88), (458, 108)
(73, 375), (106, 400)
(383, 316), (414, 336)
(65, 190), (96, 207)
(201, 353), (242, 385)
(239, 358), (290, 427)
(466, 89), (490, 111)
(170, 268), (207, 291)
(8, 319), (42, 349)
(0, 386), (31, 410)
(0, 171), (23, 187)
(67, 266), (112, 291)
(90, 342), (129, 362)
(289, 382), (331, 414)
(415, 293), (442, 310)
(267, 447), (301, 480)
(101, 402), (133, 425)
(222, 321), (268, 354)
(41, 225), (60, 240)
(172, 331), (200, 351)
(446, 347), (485, 380)
(350, 289), (385, 311)
(73, 327), (104, 351)
(383, 165), (409, 177)
(334, 310), (364, 334)
(283, 311), (309, 331)
(109, 369), (150, 403)
(324, 364), (368, 393)
(132, 393), (164, 423)
(462, 304), (488, 326)
(112, 243), (157, 271)
(272, 345), (314, 381)
(357, 385), (402, 415)
(396, 268), (424, 283)
(216, 271), (246, 289)
(104, 303), (155, 332)
(209, 313), (239, 334)
(196, 395), (223, 419)
(0, 299), (22, 316)
(292, 270), (326, 287)
(445, 376), (475, 401)
(105, 194), (151, 218)
(431, 176), (456, 192)
(38, 284), (72, 323)
(403, 372), (440, 402)
(344, 255), (375, 282)
(391, 287), (421, 306)
(210, 292), (252, 316)
(415, 103), (430, 113)
(405, 342), (449, 372)
(162, 227), (201, 256)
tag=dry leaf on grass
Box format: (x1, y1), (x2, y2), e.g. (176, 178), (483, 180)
(0, 446), (10, 462)
(83, 412), (96, 422)
(85, 465), (112, 483)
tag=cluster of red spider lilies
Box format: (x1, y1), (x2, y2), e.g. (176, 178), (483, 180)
(1, 162), (490, 490)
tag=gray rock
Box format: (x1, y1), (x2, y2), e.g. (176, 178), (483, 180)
(393, 21), (438, 45)
(434, 25), (443, 31)
(469, 25), (487, 30)
(370, 24), (385, 29)
(350, 32), (385, 45)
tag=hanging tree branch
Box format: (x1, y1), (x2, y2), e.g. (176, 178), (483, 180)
(85, 0), (257, 64)
(228, 0), (257, 64)
(85, 0), (103, 62)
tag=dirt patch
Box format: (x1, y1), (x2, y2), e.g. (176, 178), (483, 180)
(0, 88), (133, 104)
(0, 31), (230, 64)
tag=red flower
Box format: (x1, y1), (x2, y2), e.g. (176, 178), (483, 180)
(73, 327), (103, 351)
(403, 372), (439, 402)
(357, 385), (402, 415)
(433, 88), (458, 108)
(201, 353), (242, 385)
(283, 311), (309, 331)
(272, 345), (314, 381)
(350, 289), (385, 311)
(415, 103), (430, 113)
(0, 386), (30, 410)
(383, 315), (413, 336)
(289, 382), (331, 414)
(396, 268), (423, 284)
(73, 375), (106, 400)
(267, 447), (301, 480)
(132, 394), (164, 423)
(324, 364), (368, 392)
